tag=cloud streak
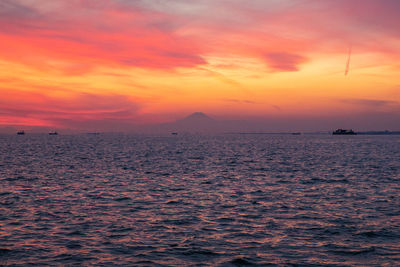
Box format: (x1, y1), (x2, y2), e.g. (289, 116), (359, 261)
(0, 90), (146, 130)
(345, 46), (352, 76)
(340, 98), (399, 107)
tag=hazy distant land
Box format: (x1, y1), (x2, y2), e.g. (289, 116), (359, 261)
(1, 112), (399, 135)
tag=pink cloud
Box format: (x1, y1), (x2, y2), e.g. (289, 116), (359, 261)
(264, 53), (307, 71)
(2, 0), (400, 74)
(0, 90), (151, 130)
(0, 0), (206, 72)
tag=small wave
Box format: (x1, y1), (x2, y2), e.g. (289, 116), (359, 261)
(355, 229), (399, 239)
(181, 248), (220, 256)
(113, 196), (131, 202)
(162, 217), (199, 226)
(108, 227), (133, 233)
(226, 257), (258, 266)
(217, 217), (236, 223)
(169, 187), (185, 191)
(3, 176), (22, 181)
(65, 230), (85, 236)
(132, 260), (158, 265)
(329, 246), (376, 256)
(326, 178), (350, 183)
(0, 248), (12, 256)
(65, 241), (82, 249)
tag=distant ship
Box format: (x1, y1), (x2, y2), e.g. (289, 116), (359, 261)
(48, 131), (58, 135)
(17, 130), (25, 135)
(332, 129), (356, 135)
(292, 132), (301, 135)
(171, 132), (178, 135)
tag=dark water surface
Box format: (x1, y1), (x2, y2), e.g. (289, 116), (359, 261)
(1, 134), (399, 266)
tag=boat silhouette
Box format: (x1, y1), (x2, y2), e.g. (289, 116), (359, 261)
(332, 129), (356, 135)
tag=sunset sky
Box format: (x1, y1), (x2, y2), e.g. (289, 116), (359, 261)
(1, 0), (399, 132)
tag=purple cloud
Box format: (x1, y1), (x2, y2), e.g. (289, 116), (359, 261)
(264, 52), (307, 71)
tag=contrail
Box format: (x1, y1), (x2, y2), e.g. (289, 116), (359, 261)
(345, 45), (352, 76)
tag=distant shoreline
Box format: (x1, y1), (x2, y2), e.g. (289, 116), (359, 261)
(356, 131), (400, 135)
(2, 131), (400, 135)
(229, 131), (400, 135)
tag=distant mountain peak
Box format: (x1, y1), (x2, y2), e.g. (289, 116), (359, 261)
(184, 112), (213, 120)
(175, 112), (215, 125)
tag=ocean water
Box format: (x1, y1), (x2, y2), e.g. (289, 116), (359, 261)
(0, 133), (399, 266)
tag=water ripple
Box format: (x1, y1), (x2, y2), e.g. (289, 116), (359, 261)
(0, 134), (399, 266)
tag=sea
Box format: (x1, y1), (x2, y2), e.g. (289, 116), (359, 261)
(0, 133), (399, 266)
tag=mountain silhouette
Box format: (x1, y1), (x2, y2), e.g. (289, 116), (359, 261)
(147, 112), (260, 133)
(176, 112), (214, 124)
(147, 112), (221, 133)
(172, 112), (218, 131)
